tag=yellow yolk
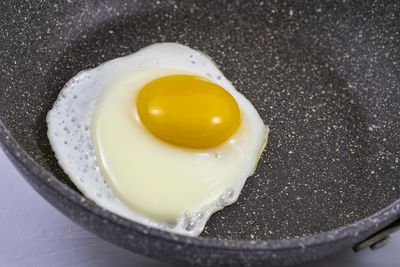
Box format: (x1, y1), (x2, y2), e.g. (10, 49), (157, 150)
(136, 75), (241, 149)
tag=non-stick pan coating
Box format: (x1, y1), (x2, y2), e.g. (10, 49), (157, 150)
(1, 0), (400, 266)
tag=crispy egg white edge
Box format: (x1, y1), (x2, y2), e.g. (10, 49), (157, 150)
(46, 42), (269, 236)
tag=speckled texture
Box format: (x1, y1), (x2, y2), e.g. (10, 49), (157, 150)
(0, 0), (400, 266)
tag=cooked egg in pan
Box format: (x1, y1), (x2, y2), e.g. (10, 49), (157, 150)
(47, 43), (269, 236)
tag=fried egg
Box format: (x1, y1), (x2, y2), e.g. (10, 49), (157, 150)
(47, 43), (269, 236)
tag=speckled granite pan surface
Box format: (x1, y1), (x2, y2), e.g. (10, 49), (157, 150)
(0, 0), (399, 266)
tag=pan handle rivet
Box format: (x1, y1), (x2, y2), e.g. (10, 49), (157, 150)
(370, 236), (390, 250)
(353, 219), (400, 252)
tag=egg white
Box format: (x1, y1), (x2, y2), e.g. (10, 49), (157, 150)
(47, 43), (269, 236)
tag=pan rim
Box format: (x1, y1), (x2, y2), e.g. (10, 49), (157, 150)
(0, 119), (399, 252)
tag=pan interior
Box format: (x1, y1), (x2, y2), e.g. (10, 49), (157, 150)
(1, 0), (399, 240)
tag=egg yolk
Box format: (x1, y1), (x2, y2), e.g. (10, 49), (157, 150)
(136, 75), (241, 149)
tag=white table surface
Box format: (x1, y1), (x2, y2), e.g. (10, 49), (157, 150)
(0, 148), (399, 267)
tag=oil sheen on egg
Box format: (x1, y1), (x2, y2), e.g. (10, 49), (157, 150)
(47, 43), (269, 236)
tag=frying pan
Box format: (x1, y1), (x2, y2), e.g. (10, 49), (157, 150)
(1, 0), (400, 266)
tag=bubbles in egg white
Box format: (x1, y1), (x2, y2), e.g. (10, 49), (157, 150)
(47, 43), (269, 236)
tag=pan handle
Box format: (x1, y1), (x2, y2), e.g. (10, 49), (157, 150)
(353, 219), (400, 252)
